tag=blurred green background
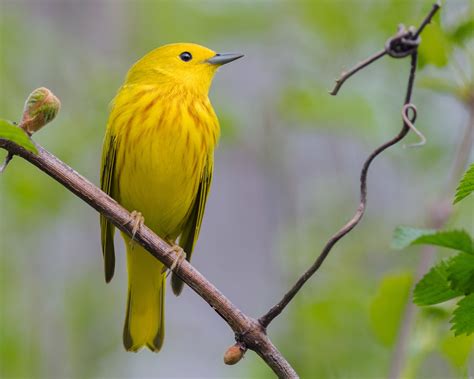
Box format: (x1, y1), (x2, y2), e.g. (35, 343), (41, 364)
(0, 0), (473, 378)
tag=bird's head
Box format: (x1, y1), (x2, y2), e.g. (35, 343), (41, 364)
(125, 43), (243, 94)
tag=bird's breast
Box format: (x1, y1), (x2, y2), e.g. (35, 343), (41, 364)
(111, 88), (219, 239)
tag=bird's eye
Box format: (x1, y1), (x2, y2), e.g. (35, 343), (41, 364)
(179, 52), (192, 62)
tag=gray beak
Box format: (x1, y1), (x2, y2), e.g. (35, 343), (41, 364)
(206, 53), (244, 66)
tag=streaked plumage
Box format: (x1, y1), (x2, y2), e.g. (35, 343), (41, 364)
(100, 43), (241, 352)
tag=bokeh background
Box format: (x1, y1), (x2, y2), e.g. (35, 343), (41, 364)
(1, 0), (473, 378)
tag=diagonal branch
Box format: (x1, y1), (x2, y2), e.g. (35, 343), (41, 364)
(0, 138), (298, 378)
(329, 49), (386, 96)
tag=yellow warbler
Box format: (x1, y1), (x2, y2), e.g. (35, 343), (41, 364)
(100, 43), (242, 352)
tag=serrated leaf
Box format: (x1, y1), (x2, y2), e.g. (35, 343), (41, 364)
(451, 294), (474, 336)
(370, 272), (413, 346)
(414, 259), (463, 306)
(441, 333), (474, 369)
(447, 253), (474, 295)
(392, 226), (474, 254)
(454, 163), (474, 204)
(391, 226), (436, 249)
(0, 119), (37, 154)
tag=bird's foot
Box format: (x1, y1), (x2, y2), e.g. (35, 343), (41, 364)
(161, 244), (187, 276)
(125, 210), (144, 242)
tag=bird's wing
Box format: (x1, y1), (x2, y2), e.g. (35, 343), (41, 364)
(171, 157), (214, 295)
(100, 129), (117, 283)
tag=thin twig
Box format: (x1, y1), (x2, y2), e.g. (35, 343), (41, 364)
(329, 50), (386, 95)
(0, 139), (298, 379)
(413, 1), (441, 39)
(260, 0), (440, 332)
(259, 33), (428, 327)
(329, 2), (440, 96)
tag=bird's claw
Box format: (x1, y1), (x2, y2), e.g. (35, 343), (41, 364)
(125, 210), (144, 243)
(161, 245), (187, 277)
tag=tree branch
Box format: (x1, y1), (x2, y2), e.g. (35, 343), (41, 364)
(0, 138), (298, 378)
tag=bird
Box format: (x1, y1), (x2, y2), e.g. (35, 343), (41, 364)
(99, 43), (242, 352)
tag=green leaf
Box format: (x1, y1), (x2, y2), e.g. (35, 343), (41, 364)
(419, 305), (450, 321)
(454, 163), (474, 204)
(0, 119), (37, 154)
(370, 271), (413, 346)
(447, 253), (474, 295)
(451, 294), (474, 336)
(392, 226), (435, 249)
(392, 226), (474, 254)
(447, 18), (474, 46)
(414, 259), (463, 306)
(418, 13), (452, 69)
(441, 333), (474, 369)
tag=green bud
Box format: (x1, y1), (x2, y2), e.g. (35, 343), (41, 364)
(20, 87), (61, 135)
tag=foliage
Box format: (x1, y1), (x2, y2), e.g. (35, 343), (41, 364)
(447, 18), (474, 46)
(370, 272), (413, 346)
(452, 294), (474, 336)
(392, 227), (473, 254)
(393, 164), (474, 342)
(413, 259), (463, 306)
(418, 13), (452, 69)
(441, 333), (474, 369)
(454, 163), (474, 204)
(0, 119), (37, 154)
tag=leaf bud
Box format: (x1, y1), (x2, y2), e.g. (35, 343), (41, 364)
(20, 87), (60, 135)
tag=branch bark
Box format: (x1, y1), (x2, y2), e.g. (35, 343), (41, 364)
(0, 138), (298, 378)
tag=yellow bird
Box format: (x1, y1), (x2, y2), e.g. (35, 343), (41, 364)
(99, 43), (242, 352)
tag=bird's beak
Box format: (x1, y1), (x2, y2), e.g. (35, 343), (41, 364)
(206, 53), (244, 66)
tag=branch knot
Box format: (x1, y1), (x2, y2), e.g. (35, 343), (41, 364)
(385, 25), (421, 58)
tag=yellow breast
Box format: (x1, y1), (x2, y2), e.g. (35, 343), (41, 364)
(109, 84), (219, 240)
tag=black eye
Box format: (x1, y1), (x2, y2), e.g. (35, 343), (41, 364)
(179, 52), (192, 62)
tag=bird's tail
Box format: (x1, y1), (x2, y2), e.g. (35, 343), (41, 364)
(123, 239), (165, 352)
